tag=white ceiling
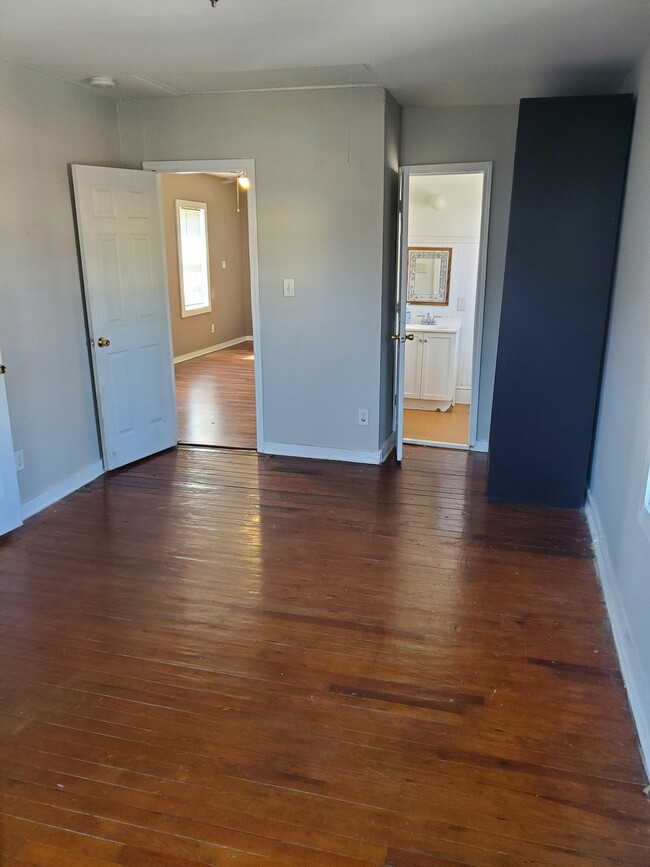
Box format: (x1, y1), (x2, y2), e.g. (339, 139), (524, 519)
(2, 0), (650, 106)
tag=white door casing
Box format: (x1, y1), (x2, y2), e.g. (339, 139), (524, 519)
(0, 347), (22, 535)
(72, 166), (178, 471)
(394, 168), (410, 461)
(394, 163), (493, 454)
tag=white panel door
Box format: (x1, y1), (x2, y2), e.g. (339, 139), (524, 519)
(0, 348), (22, 535)
(421, 334), (454, 401)
(72, 166), (178, 471)
(403, 334), (422, 398)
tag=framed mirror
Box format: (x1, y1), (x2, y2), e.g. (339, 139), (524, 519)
(407, 247), (452, 305)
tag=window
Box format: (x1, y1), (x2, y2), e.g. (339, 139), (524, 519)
(176, 199), (212, 317)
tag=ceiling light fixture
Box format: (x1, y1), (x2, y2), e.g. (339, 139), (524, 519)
(88, 76), (116, 89)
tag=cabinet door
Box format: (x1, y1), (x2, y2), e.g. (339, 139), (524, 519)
(404, 334), (422, 398)
(421, 334), (454, 401)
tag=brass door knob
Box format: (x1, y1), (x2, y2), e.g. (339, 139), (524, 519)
(97, 337), (111, 348)
(405, 333), (414, 340)
(0, 364), (6, 374)
(391, 334), (415, 341)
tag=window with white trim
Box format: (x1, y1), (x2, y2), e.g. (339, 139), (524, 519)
(176, 199), (212, 317)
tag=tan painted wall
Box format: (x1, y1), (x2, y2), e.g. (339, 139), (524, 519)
(161, 173), (250, 358)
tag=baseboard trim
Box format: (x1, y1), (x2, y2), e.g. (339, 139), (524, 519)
(404, 438), (469, 451)
(380, 432), (396, 463)
(260, 441), (385, 465)
(585, 492), (650, 778)
(174, 336), (252, 365)
(21, 460), (105, 521)
(455, 386), (471, 405)
(470, 439), (489, 453)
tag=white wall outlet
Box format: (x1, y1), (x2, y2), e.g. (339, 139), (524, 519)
(211, 324), (215, 334)
(358, 408), (369, 426)
(221, 260), (227, 270)
(283, 278), (295, 297)
(14, 449), (24, 471)
(457, 297), (467, 311)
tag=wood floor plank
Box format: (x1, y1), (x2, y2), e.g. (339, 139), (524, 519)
(1, 445), (648, 865)
(174, 342), (256, 448)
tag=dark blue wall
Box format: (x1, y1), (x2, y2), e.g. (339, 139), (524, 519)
(488, 95), (635, 508)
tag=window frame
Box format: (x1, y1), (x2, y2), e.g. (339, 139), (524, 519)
(175, 198), (212, 318)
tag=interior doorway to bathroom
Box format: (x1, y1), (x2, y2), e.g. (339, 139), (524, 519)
(395, 163), (492, 456)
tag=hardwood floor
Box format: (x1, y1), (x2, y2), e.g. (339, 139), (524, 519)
(175, 342), (256, 449)
(1, 446), (648, 865)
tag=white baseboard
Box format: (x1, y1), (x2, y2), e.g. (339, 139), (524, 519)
(174, 335), (253, 365)
(260, 441), (386, 465)
(380, 432), (396, 463)
(21, 460), (105, 521)
(585, 493), (650, 778)
(455, 386), (471, 404)
(471, 439), (489, 453)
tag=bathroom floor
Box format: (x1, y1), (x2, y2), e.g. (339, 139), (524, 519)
(404, 403), (469, 445)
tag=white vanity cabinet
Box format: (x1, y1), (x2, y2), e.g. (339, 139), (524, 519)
(404, 322), (460, 411)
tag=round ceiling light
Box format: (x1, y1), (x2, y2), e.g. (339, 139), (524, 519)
(88, 76), (116, 89)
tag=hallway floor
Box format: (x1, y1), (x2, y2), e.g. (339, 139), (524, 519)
(0, 446), (648, 864)
(174, 341), (256, 449)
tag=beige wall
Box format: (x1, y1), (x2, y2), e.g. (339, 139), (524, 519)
(161, 173), (250, 359)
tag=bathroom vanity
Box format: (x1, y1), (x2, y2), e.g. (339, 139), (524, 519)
(404, 318), (461, 411)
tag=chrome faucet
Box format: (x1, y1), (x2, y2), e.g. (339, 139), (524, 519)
(423, 312), (437, 325)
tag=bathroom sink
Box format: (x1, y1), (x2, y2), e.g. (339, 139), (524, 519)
(406, 319), (460, 333)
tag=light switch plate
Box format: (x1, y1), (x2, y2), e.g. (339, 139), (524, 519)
(457, 297), (467, 311)
(283, 278), (295, 297)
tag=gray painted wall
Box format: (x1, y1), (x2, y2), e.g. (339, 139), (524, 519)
(400, 105), (519, 443)
(379, 93), (402, 446)
(118, 87), (389, 455)
(161, 173), (250, 358)
(590, 48), (650, 770)
(0, 62), (120, 505)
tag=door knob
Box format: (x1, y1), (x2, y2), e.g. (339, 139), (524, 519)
(391, 334), (415, 341)
(97, 337), (111, 348)
(0, 365), (5, 374)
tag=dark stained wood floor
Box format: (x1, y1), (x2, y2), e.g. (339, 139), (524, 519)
(1, 446), (648, 865)
(175, 342), (256, 449)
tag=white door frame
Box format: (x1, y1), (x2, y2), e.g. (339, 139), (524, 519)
(143, 159), (263, 452)
(397, 161), (492, 452)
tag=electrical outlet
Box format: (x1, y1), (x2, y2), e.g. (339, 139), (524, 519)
(457, 297), (467, 311)
(211, 324), (215, 334)
(14, 449), (24, 471)
(221, 260), (227, 270)
(283, 278), (295, 297)
(358, 408), (369, 426)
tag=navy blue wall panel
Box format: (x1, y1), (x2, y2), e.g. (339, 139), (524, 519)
(488, 95), (634, 508)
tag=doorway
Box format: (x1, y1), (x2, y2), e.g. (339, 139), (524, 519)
(144, 159), (262, 452)
(395, 163), (492, 456)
